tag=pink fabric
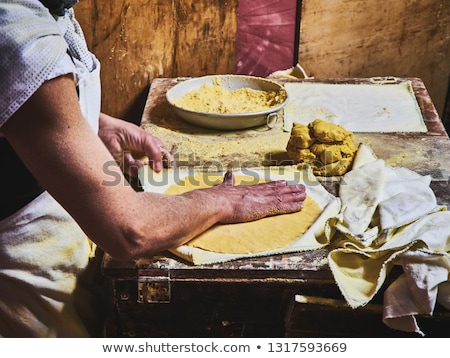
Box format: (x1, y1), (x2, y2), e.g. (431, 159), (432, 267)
(235, 0), (298, 77)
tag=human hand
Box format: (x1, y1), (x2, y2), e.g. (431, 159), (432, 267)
(98, 113), (175, 176)
(213, 171), (307, 223)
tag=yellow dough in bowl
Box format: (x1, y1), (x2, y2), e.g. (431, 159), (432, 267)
(165, 173), (322, 254)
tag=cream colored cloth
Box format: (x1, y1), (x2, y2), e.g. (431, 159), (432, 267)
(139, 165), (340, 265)
(283, 81), (427, 133)
(0, 192), (94, 337)
(267, 63), (311, 80)
(326, 144), (450, 336)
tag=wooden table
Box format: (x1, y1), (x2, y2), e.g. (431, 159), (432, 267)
(103, 78), (450, 338)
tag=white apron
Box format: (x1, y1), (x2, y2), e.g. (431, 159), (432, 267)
(0, 20), (103, 337)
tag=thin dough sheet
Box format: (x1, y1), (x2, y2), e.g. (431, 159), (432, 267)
(139, 166), (340, 265)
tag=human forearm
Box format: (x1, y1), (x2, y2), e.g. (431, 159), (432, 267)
(2, 76), (226, 260)
(3, 75), (305, 262)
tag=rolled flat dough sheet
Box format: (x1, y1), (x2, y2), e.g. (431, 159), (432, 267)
(139, 166), (341, 265)
(284, 81), (426, 133)
(166, 175), (323, 254)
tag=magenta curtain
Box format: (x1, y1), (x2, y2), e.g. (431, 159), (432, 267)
(235, 0), (298, 77)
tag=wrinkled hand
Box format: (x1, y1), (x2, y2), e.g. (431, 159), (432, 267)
(98, 113), (175, 176)
(215, 171), (307, 223)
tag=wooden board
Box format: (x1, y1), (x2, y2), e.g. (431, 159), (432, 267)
(74, 0), (449, 123)
(298, 0), (450, 117)
(285, 292), (450, 338)
(103, 248), (336, 338)
(140, 77), (450, 179)
(103, 248), (450, 338)
(102, 77), (450, 338)
(74, 0), (238, 121)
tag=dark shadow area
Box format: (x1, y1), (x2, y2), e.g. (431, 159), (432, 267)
(122, 85), (151, 125)
(443, 78), (450, 136)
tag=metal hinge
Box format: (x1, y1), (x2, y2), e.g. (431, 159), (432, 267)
(137, 259), (171, 303)
(369, 76), (399, 84)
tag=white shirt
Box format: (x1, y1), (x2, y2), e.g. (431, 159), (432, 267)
(0, 0), (99, 130)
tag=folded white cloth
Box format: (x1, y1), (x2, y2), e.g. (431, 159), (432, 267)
(382, 212), (450, 334)
(327, 144), (450, 336)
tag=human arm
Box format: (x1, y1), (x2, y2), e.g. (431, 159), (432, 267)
(2, 75), (306, 261)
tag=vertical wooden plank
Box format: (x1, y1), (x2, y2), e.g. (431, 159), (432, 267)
(172, 1), (237, 77)
(298, 0), (450, 116)
(74, 0), (238, 120)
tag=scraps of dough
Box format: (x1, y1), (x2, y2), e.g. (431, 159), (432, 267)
(165, 173), (322, 254)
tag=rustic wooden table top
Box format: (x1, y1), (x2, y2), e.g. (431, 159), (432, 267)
(141, 77), (450, 178)
(103, 77), (450, 276)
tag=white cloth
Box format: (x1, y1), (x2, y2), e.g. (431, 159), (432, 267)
(55, 7), (101, 130)
(283, 81), (427, 133)
(0, 192), (92, 337)
(0, 0), (66, 126)
(0, 1), (102, 337)
(326, 144), (450, 336)
(0, 1), (99, 130)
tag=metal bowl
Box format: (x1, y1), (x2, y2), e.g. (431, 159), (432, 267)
(166, 75), (288, 130)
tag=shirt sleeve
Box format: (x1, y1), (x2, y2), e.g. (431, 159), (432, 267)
(0, 0), (75, 127)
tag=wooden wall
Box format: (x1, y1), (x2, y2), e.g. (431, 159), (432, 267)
(75, 0), (238, 123)
(298, 0), (450, 121)
(75, 0), (449, 123)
